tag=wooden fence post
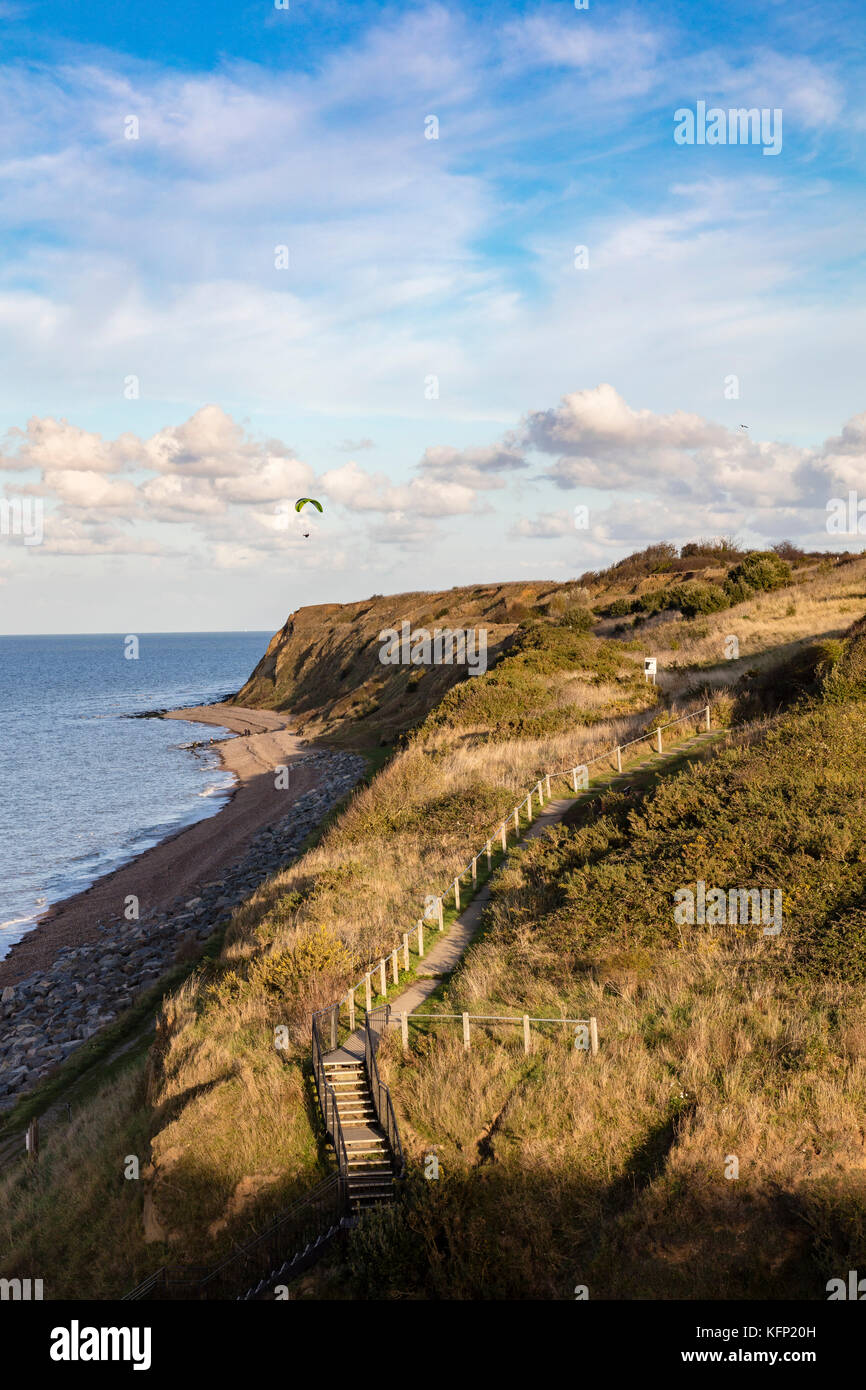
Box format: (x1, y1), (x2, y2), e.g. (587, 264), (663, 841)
(365, 972), (372, 1013)
(500, 823), (507, 852)
(418, 919), (424, 956)
(454, 877), (461, 911)
(402, 932), (410, 971)
(525, 795), (532, 821)
(705, 704), (711, 731)
(348, 990), (355, 1032)
(523, 1014), (531, 1055)
(513, 807), (520, 835)
(615, 746), (622, 773)
(379, 958), (387, 997)
(437, 898), (444, 931)
(486, 839), (492, 869)
(471, 857), (477, 886)
(656, 728), (663, 754)
(400, 1012), (409, 1054)
(545, 774), (551, 799)
(462, 1012), (470, 1052)
(589, 1017), (599, 1056)
(391, 949), (399, 984)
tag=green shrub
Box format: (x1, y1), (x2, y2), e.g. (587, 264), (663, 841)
(724, 551), (792, 600)
(666, 582), (729, 618)
(249, 927), (351, 998)
(607, 597), (634, 617)
(558, 605), (594, 632)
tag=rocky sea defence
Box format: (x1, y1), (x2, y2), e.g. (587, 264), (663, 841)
(0, 749), (364, 1112)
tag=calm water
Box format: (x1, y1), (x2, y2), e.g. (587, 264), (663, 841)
(0, 632), (271, 959)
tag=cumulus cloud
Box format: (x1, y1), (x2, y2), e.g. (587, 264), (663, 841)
(38, 470), (139, 510)
(0, 406), (319, 553)
(525, 383), (722, 456)
(139, 473), (226, 520)
(214, 456), (315, 504)
(6, 387), (866, 571)
(517, 383), (817, 509)
(0, 417), (138, 474)
(417, 441), (527, 491)
(320, 459), (477, 517)
(142, 405), (299, 480)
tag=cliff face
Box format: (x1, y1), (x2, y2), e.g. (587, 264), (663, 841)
(233, 580), (564, 745)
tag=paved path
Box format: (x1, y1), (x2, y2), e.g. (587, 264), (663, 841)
(323, 727), (725, 1067)
(324, 794), (578, 1064)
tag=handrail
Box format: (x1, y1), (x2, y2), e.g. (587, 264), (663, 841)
(408, 1012), (593, 1023)
(363, 1008), (404, 1177)
(331, 703), (712, 1017)
(311, 1011), (351, 1189)
(123, 1172), (345, 1301)
(126, 698), (708, 1300)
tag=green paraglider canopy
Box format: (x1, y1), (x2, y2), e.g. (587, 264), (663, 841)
(294, 497), (324, 513)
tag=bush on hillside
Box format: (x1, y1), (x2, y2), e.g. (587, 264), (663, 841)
(724, 551), (792, 603)
(558, 605), (594, 632)
(606, 597), (635, 617)
(249, 927), (351, 998)
(665, 581), (729, 619)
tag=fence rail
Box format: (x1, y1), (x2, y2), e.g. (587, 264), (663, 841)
(396, 1011), (599, 1055)
(327, 702), (711, 1034)
(364, 1007), (404, 1176)
(312, 1008), (351, 1182)
(123, 1172), (347, 1302)
(123, 699), (711, 1300)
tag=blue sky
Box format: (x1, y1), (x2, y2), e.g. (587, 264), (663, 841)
(0, 0), (865, 632)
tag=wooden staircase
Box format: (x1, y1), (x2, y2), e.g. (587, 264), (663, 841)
(323, 1058), (396, 1209)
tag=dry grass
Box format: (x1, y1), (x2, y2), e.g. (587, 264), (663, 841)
(357, 952), (866, 1299)
(646, 557), (866, 680)
(5, 558), (865, 1298)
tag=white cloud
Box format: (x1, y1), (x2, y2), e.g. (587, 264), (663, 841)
(39, 470), (139, 510)
(418, 441), (526, 490)
(1, 417), (135, 474)
(39, 516), (164, 557)
(320, 459), (477, 516)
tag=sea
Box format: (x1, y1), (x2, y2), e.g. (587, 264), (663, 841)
(0, 631), (272, 961)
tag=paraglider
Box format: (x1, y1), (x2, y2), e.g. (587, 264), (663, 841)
(294, 497), (323, 538)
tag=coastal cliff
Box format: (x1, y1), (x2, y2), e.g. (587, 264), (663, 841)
(232, 581), (558, 744)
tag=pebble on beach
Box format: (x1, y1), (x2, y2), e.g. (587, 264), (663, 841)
(0, 750), (365, 1111)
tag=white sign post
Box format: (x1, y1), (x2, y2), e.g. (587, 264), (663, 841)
(644, 657), (657, 684)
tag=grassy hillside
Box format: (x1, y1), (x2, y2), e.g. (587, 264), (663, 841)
(316, 657), (866, 1299)
(2, 544), (866, 1299)
(233, 581), (575, 745)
